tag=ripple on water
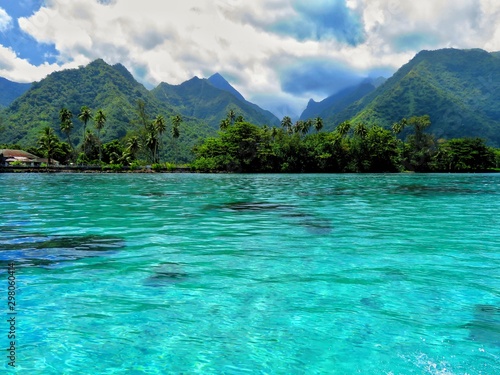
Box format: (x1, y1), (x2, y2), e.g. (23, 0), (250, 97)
(0, 173), (499, 374)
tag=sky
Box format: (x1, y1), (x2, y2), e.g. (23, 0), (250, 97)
(1, 0), (500, 118)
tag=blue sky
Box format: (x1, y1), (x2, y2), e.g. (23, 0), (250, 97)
(1, 0), (499, 117)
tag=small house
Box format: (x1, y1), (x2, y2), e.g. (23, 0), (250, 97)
(0, 149), (58, 167)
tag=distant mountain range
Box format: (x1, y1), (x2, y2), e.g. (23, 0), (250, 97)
(0, 77), (31, 108)
(299, 77), (385, 121)
(151, 74), (279, 129)
(300, 48), (500, 146)
(0, 59), (279, 147)
(2, 48), (500, 148)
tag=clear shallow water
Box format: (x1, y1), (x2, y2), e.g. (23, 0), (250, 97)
(1, 173), (499, 374)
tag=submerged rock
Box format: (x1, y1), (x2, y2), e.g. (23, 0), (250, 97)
(144, 262), (188, 287)
(392, 184), (484, 196)
(209, 201), (294, 212)
(0, 230), (124, 267)
(466, 304), (500, 346)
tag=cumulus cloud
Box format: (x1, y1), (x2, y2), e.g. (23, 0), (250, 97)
(0, 45), (64, 82)
(0, 0), (499, 116)
(0, 7), (13, 32)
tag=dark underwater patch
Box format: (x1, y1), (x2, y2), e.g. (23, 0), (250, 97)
(144, 262), (188, 287)
(391, 184), (486, 196)
(140, 192), (174, 197)
(0, 232), (124, 268)
(282, 212), (333, 235)
(207, 201), (294, 212)
(465, 304), (500, 346)
(301, 218), (333, 235)
(207, 201), (333, 235)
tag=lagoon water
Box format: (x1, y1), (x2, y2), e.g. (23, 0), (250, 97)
(1, 173), (499, 374)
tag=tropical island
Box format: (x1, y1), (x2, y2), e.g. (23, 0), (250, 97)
(1, 48), (500, 173)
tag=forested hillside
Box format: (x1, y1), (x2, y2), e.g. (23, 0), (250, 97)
(319, 49), (500, 146)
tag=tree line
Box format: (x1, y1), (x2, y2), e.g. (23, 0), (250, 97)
(2, 107), (499, 172)
(192, 114), (500, 173)
(16, 100), (183, 167)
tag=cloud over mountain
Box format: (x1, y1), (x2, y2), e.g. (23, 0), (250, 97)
(0, 0), (500, 117)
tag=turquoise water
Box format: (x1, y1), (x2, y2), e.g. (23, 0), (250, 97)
(1, 173), (499, 374)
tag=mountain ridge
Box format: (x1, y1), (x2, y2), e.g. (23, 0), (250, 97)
(3, 49), (500, 148)
(317, 48), (500, 146)
(0, 77), (31, 108)
(0, 59), (279, 147)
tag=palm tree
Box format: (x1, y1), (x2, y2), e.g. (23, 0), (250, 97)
(94, 109), (107, 163)
(172, 115), (182, 139)
(281, 116), (293, 134)
(314, 117), (323, 132)
(152, 115), (166, 163)
(78, 106), (93, 154)
(227, 109), (236, 125)
(392, 119), (406, 135)
(38, 127), (59, 166)
(336, 121), (351, 137)
(145, 130), (158, 164)
(171, 114), (182, 163)
(59, 108), (74, 151)
(270, 126), (279, 139)
(303, 119), (313, 135)
(126, 136), (141, 159)
(354, 123), (368, 139)
(220, 118), (230, 131)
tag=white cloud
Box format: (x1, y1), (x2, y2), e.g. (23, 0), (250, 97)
(0, 45), (69, 82)
(1, 0), (499, 116)
(0, 7), (13, 32)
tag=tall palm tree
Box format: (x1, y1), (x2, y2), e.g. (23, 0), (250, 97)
(172, 115), (182, 139)
(59, 108), (74, 151)
(152, 115), (166, 163)
(38, 127), (59, 166)
(354, 123), (368, 139)
(303, 119), (313, 135)
(281, 116), (292, 134)
(314, 117), (323, 132)
(171, 114), (182, 163)
(336, 121), (351, 138)
(227, 109), (236, 125)
(270, 126), (279, 139)
(78, 106), (93, 154)
(145, 130), (158, 164)
(94, 109), (107, 163)
(126, 136), (141, 160)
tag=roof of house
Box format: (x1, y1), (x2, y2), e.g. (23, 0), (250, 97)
(1, 149), (60, 165)
(0, 149), (41, 159)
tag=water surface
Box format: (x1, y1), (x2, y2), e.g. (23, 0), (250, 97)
(1, 173), (499, 374)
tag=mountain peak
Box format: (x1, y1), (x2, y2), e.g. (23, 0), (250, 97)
(207, 73), (245, 102)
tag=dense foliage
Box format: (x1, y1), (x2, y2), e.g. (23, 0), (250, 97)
(151, 76), (279, 130)
(314, 49), (500, 147)
(193, 115), (498, 173)
(0, 59), (281, 162)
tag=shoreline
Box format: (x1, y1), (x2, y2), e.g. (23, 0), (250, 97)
(1, 166), (498, 174)
(0, 166), (192, 173)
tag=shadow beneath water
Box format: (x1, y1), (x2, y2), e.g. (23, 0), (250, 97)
(0, 229), (124, 268)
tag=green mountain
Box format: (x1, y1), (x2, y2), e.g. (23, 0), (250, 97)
(0, 59), (279, 160)
(151, 76), (280, 129)
(299, 79), (380, 121)
(0, 59), (177, 147)
(0, 77), (31, 108)
(208, 73), (246, 102)
(324, 48), (500, 146)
